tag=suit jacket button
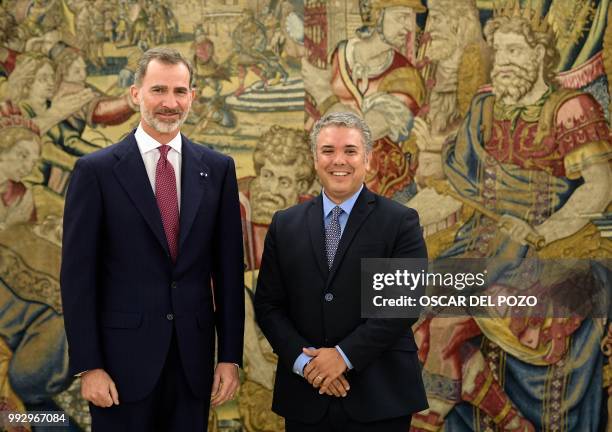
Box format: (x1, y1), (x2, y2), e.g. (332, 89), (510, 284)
(166, 313), (174, 321)
(325, 293), (334, 302)
(171, 281), (177, 289)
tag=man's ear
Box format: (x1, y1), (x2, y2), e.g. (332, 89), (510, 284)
(130, 85), (140, 106)
(365, 152), (371, 170)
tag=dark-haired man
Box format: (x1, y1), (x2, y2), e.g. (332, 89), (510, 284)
(61, 47), (244, 431)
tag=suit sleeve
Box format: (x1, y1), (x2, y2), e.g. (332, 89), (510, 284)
(337, 208), (427, 371)
(254, 213), (313, 372)
(212, 157), (245, 366)
(60, 158), (104, 376)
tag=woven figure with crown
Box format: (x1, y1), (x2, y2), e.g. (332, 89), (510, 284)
(410, 1), (612, 431)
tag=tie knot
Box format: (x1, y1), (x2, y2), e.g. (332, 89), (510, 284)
(158, 145), (171, 159)
(331, 206), (343, 220)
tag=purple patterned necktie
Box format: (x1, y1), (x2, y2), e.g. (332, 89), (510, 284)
(156, 145), (179, 262)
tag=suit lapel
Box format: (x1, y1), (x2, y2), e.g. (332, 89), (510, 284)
(113, 133), (170, 256)
(327, 187), (376, 289)
(307, 195), (329, 279)
(178, 136), (208, 252)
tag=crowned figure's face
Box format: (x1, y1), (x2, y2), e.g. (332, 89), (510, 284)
(491, 30), (542, 105)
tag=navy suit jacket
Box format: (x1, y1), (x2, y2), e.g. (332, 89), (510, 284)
(254, 187), (428, 423)
(60, 132), (244, 402)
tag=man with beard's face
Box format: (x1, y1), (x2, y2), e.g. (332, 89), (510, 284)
(426, 6), (459, 62)
(490, 30), (542, 105)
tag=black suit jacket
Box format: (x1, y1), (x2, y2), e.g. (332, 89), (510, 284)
(254, 187), (428, 423)
(60, 132), (244, 402)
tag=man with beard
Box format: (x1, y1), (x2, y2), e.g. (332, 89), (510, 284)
(61, 47), (244, 431)
(304, 0), (426, 200)
(411, 9), (612, 432)
(239, 125), (315, 270)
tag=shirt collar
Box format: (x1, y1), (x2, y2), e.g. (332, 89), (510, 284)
(322, 184), (363, 218)
(135, 123), (182, 155)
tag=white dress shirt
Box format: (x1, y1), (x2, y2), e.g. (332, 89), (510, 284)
(134, 124), (182, 210)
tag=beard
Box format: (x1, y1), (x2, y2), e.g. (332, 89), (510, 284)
(491, 60), (539, 104)
(139, 100), (189, 134)
(250, 178), (290, 224)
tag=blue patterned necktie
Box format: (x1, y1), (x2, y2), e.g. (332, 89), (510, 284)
(325, 206), (343, 269)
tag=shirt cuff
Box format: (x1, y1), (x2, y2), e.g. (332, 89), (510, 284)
(335, 345), (353, 370)
(293, 348), (315, 377)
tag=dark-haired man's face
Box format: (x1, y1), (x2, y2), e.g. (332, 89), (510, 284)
(250, 160), (304, 224)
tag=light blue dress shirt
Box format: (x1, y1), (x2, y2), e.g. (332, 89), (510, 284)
(292, 185), (363, 377)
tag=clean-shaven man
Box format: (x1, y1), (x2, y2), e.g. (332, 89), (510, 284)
(254, 111), (428, 431)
